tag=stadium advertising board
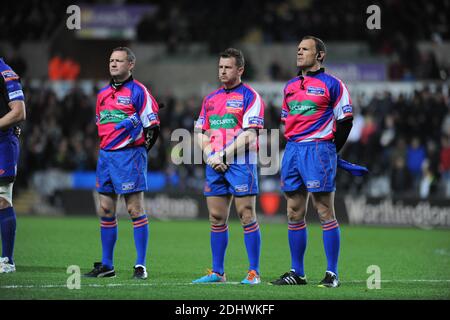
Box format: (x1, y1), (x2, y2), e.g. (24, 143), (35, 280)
(77, 4), (157, 39)
(345, 196), (450, 228)
(60, 191), (450, 228)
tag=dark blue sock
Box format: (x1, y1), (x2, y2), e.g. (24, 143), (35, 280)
(210, 224), (228, 275)
(243, 221), (261, 274)
(321, 219), (340, 276)
(132, 215), (149, 267)
(100, 216), (117, 269)
(288, 220), (307, 277)
(0, 207), (16, 265)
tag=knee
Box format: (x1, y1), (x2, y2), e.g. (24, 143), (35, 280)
(98, 205), (115, 218)
(314, 205), (335, 222)
(209, 211), (227, 225)
(128, 206), (144, 219)
(237, 204), (255, 225)
(0, 197), (11, 210)
(317, 211), (336, 223)
(287, 205), (305, 222)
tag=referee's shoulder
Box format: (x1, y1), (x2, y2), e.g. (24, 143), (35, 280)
(322, 70), (345, 85)
(205, 86), (223, 101)
(283, 76), (300, 91)
(97, 83), (110, 95)
(131, 78), (153, 95)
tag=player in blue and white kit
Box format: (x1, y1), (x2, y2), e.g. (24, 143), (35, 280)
(0, 58), (26, 274)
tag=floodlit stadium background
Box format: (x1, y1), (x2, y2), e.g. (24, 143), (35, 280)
(1, 0), (448, 225)
(0, 0), (449, 301)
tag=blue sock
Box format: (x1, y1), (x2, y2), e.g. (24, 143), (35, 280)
(100, 216), (117, 269)
(321, 219), (340, 276)
(132, 215), (149, 267)
(0, 207), (16, 265)
(288, 220), (307, 277)
(210, 224), (228, 275)
(243, 221), (261, 274)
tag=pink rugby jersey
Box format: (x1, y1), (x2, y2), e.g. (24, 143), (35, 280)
(281, 68), (353, 142)
(96, 77), (160, 150)
(195, 83), (264, 162)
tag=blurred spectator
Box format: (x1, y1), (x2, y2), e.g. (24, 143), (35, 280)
(406, 137), (427, 188)
(49, 55), (80, 80)
(390, 156), (413, 196)
(48, 55), (64, 80)
(11, 80), (450, 199)
(419, 159), (438, 199)
(440, 135), (450, 197)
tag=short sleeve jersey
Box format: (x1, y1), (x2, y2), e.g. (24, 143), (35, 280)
(0, 58), (25, 138)
(281, 68), (353, 142)
(96, 77), (160, 150)
(195, 83), (264, 161)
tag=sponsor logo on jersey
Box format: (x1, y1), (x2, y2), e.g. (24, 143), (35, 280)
(1, 70), (19, 81)
(117, 96), (131, 105)
(0, 169), (5, 176)
(306, 180), (321, 188)
(209, 114), (238, 129)
(8, 90), (24, 100)
(248, 116), (264, 127)
(235, 184), (249, 193)
(122, 182), (136, 191)
(226, 96), (243, 113)
(288, 100), (318, 116)
(281, 109), (288, 119)
(342, 105), (353, 114)
(99, 110), (129, 124)
(306, 86), (325, 96)
(226, 99), (243, 108)
(148, 113), (158, 122)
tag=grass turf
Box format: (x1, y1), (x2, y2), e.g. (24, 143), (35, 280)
(0, 216), (449, 300)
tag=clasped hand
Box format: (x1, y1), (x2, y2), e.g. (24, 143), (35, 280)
(115, 112), (142, 142)
(207, 153), (228, 173)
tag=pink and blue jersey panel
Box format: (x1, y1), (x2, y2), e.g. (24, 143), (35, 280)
(281, 69), (353, 143)
(280, 69), (352, 193)
(195, 83), (264, 163)
(196, 83), (264, 196)
(96, 78), (160, 151)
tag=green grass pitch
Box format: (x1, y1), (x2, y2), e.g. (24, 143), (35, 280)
(0, 216), (449, 300)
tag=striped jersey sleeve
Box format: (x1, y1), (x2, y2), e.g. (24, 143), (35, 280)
(331, 80), (353, 122)
(132, 81), (160, 128)
(195, 96), (210, 131)
(242, 87), (264, 129)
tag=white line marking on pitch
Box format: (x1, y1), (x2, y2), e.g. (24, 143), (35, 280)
(1, 280), (449, 289)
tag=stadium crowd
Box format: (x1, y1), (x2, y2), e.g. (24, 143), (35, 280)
(2, 0), (449, 198)
(2, 0), (449, 82)
(15, 81), (450, 199)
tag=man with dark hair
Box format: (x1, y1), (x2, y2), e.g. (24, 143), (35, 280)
(84, 47), (160, 280)
(0, 57), (26, 274)
(192, 48), (265, 285)
(270, 36), (354, 288)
